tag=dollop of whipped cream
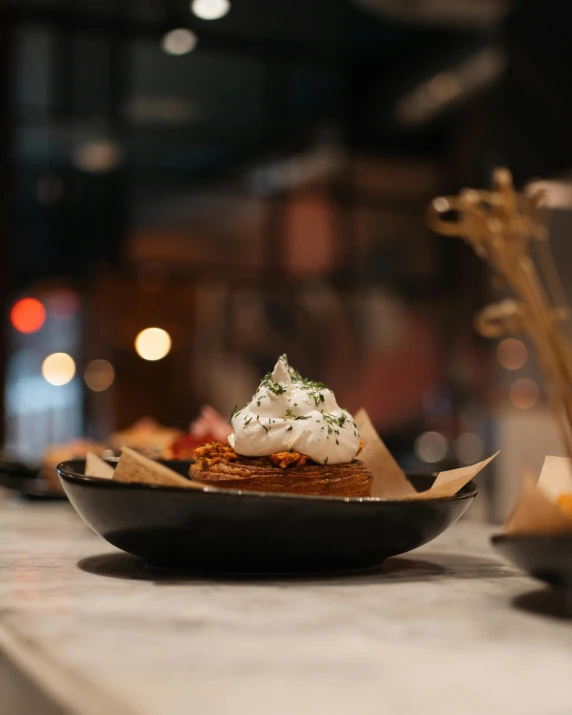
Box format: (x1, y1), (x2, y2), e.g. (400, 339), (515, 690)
(228, 355), (360, 465)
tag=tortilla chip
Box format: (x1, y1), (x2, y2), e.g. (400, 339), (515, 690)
(506, 472), (572, 534)
(85, 451), (114, 480)
(411, 452), (499, 500)
(354, 409), (416, 498)
(113, 447), (202, 489)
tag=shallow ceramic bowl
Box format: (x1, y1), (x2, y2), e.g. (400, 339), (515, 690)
(0, 460), (66, 500)
(58, 459), (477, 571)
(492, 534), (572, 589)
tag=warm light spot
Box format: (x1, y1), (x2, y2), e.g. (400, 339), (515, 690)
(455, 433), (485, 464)
(42, 353), (76, 386)
(84, 359), (115, 392)
(161, 28), (198, 55)
(414, 431), (448, 464)
(72, 140), (123, 173)
(45, 288), (80, 319)
(497, 338), (528, 370)
(10, 298), (46, 334)
(509, 378), (539, 410)
(135, 328), (172, 361)
(432, 197), (450, 212)
(191, 0), (230, 20)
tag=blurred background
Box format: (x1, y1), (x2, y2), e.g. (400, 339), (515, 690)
(3, 0), (572, 520)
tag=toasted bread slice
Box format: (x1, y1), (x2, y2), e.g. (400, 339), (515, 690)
(191, 442), (372, 497)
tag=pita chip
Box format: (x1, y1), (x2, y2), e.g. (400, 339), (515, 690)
(411, 451), (499, 500)
(354, 408), (416, 498)
(354, 409), (497, 500)
(506, 472), (572, 535)
(85, 451), (114, 480)
(537, 455), (572, 503)
(113, 447), (203, 489)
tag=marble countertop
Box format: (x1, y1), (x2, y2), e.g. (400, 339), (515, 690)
(0, 496), (571, 715)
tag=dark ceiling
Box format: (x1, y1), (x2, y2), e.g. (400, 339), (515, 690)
(6, 0), (492, 169)
(4, 0), (572, 285)
(7, 0), (572, 165)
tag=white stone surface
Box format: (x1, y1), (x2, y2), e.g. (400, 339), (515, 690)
(0, 498), (571, 715)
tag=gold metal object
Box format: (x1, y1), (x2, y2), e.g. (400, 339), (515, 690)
(428, 168), (572, 458)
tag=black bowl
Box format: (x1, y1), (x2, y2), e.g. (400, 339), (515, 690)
(0, 460), (67, 500)
(492, 534), (572, 589)
(58, 459), (477, 572)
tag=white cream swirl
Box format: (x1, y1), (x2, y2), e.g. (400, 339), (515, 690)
(228, 356), (360, 465)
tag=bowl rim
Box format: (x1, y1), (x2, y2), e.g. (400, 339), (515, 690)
(57, 459), (479, 505)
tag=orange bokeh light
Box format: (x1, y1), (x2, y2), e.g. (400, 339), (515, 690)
(10, 298), (46, 334)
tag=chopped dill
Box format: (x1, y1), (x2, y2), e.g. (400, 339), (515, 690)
(260, 371), (287, 395)
(268, 383), (286, 395)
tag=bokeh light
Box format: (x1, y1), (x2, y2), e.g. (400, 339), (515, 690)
(191, 0), (231, 20)
(72, 139), (123, 173)
(42, 353), (76, 386)
(135, 328), (172, 361)
(414, 431), (448, 464)
(84, 359), (115, 392)
(10, 298), (46, 334)
(161, 28), (198, 55)
(509, 378), (539, 410)
(497, 338), (528, 370)
(455, 432), (485, 464)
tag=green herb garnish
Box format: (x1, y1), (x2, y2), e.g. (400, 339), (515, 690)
(229, 405), (239, 424)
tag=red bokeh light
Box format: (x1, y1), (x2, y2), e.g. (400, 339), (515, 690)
(10, 298), (46, 334)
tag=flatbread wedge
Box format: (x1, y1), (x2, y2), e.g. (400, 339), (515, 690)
(113, 447), (203, 489)
(85, 451), (114, 480)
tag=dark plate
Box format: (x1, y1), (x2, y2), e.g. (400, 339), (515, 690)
(492, 534), (572, 589)
(58, 459), (477, 572)
(0, 460), (67, 500)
